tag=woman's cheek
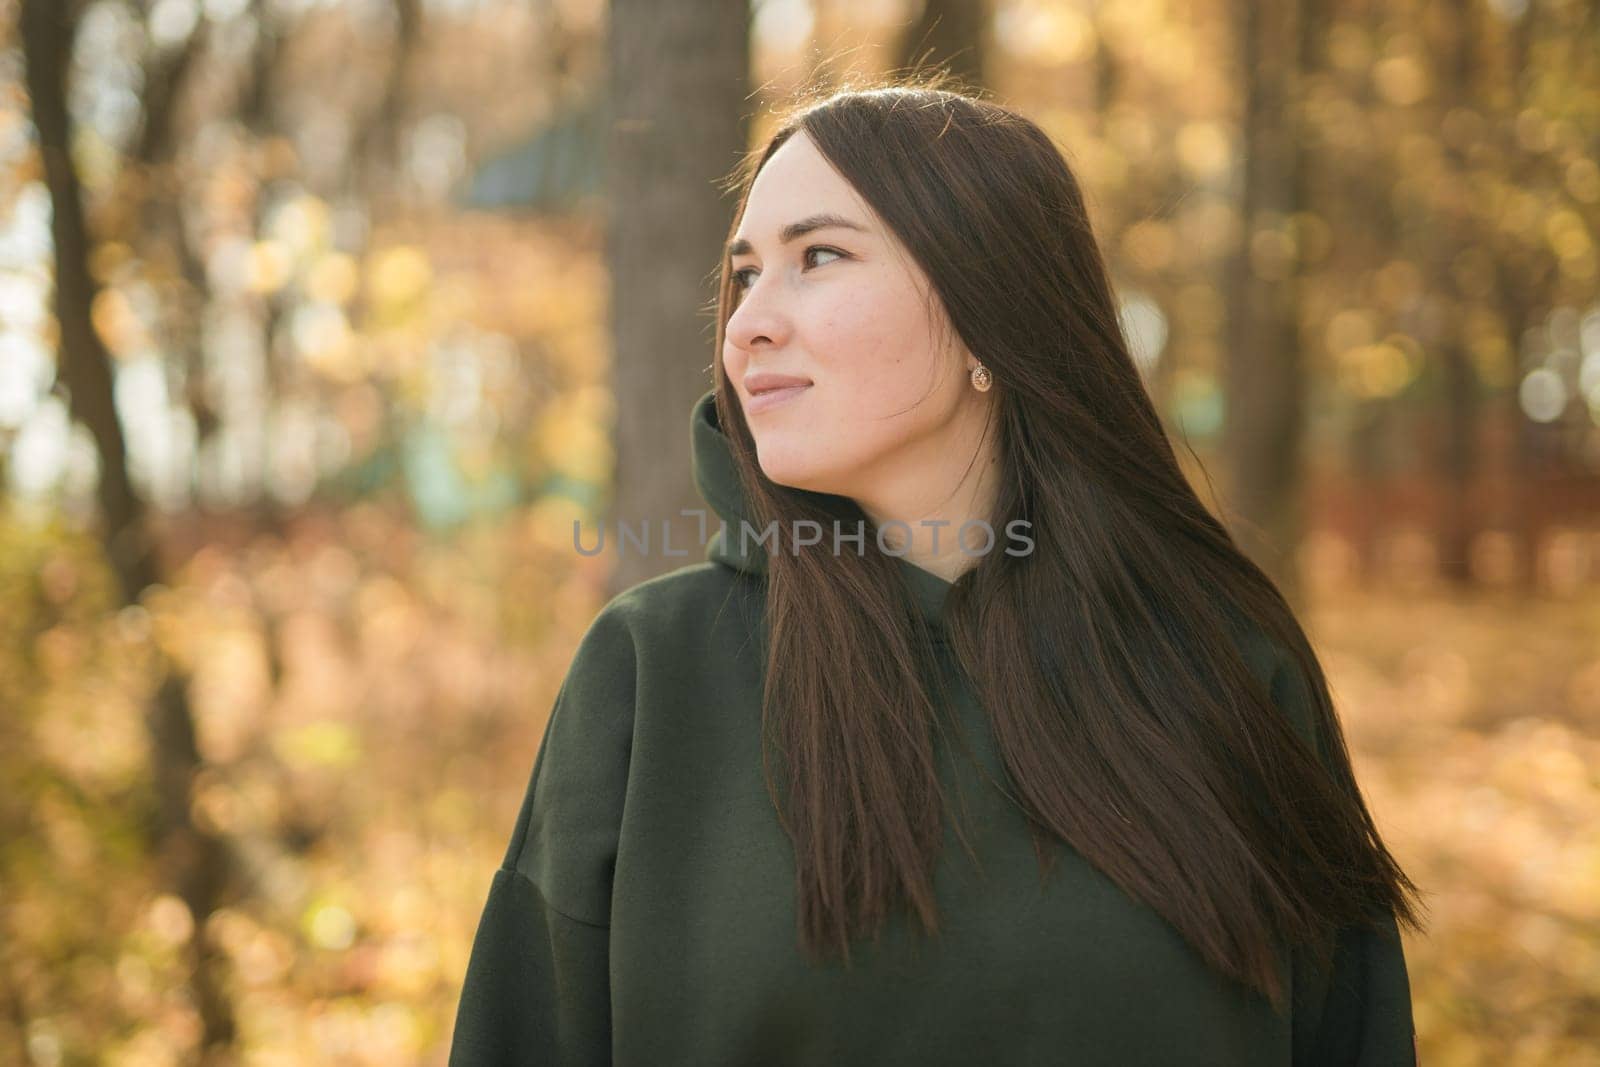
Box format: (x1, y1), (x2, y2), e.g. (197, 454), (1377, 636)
(721, 343), (745, 379)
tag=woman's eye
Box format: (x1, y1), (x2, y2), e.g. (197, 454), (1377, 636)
(730, 245), (845, 292)
(805, 245), (844, 268)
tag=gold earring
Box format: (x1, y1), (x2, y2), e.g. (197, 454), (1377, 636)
(970, 363), (993, 392)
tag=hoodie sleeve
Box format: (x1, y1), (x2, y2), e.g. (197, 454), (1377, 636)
(449, 606), (638, 1067)
(1267, 645), (1419, 1067)
(1291, 911), (1418, 1067)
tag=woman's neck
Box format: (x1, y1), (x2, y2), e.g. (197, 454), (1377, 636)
(855, 412), (1001, 584)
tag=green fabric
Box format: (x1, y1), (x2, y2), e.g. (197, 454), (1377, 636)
(449, 389), (1417, 1066)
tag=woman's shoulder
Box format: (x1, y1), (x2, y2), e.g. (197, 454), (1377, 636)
(575, 560), (754, 665)
(1217, 604), (1324, 759)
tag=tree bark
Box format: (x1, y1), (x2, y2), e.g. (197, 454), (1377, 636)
(605, 0), (751, 596)
(1223, 0), (1315, 605)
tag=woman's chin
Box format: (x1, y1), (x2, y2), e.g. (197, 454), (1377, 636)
(757, 462), (819, 493)
(754, 447), (837, 496)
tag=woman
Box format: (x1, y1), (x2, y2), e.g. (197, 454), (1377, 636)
(450, 81), (1425, 1066)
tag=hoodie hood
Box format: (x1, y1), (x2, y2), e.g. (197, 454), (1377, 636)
(689, 388), (952, 626)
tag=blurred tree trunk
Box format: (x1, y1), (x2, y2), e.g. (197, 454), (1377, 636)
(1223, 0), (1319, 606)
(1088, 0), (1122, 123)
(606, 0), (751, 596)
(19, 0), (238, 1059)
(894, 0), (991, 88)
(348, 0), (423, 209)
(1429, 0), (1487, 585)
(1339, 15), (1395, 586)
(126, 12), (220, 501)
(237, 0), (299, 533)
(1499, 0), (1546, 593)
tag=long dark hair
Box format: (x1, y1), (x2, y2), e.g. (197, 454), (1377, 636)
(709, 76), (1424, 1012)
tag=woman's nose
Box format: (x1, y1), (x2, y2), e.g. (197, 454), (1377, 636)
(725, 285), (789, 352)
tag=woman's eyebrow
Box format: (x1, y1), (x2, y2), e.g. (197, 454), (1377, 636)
(727, 213), (869, 257)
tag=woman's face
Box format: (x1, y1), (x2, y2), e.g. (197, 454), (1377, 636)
(722, 131), (989, 511)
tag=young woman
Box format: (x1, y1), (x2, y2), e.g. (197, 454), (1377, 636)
(450, 82), (1426, 1066)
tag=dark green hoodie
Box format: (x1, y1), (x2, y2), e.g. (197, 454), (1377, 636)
(449, 389), (1417, 1066)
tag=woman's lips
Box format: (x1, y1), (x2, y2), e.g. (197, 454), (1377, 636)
(745, 383), (811, 415)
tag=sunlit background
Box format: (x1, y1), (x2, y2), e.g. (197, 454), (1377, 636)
(2, 0), (1598, 1063)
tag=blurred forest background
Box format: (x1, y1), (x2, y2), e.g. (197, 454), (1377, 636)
(1, 0), (1597, 1063)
